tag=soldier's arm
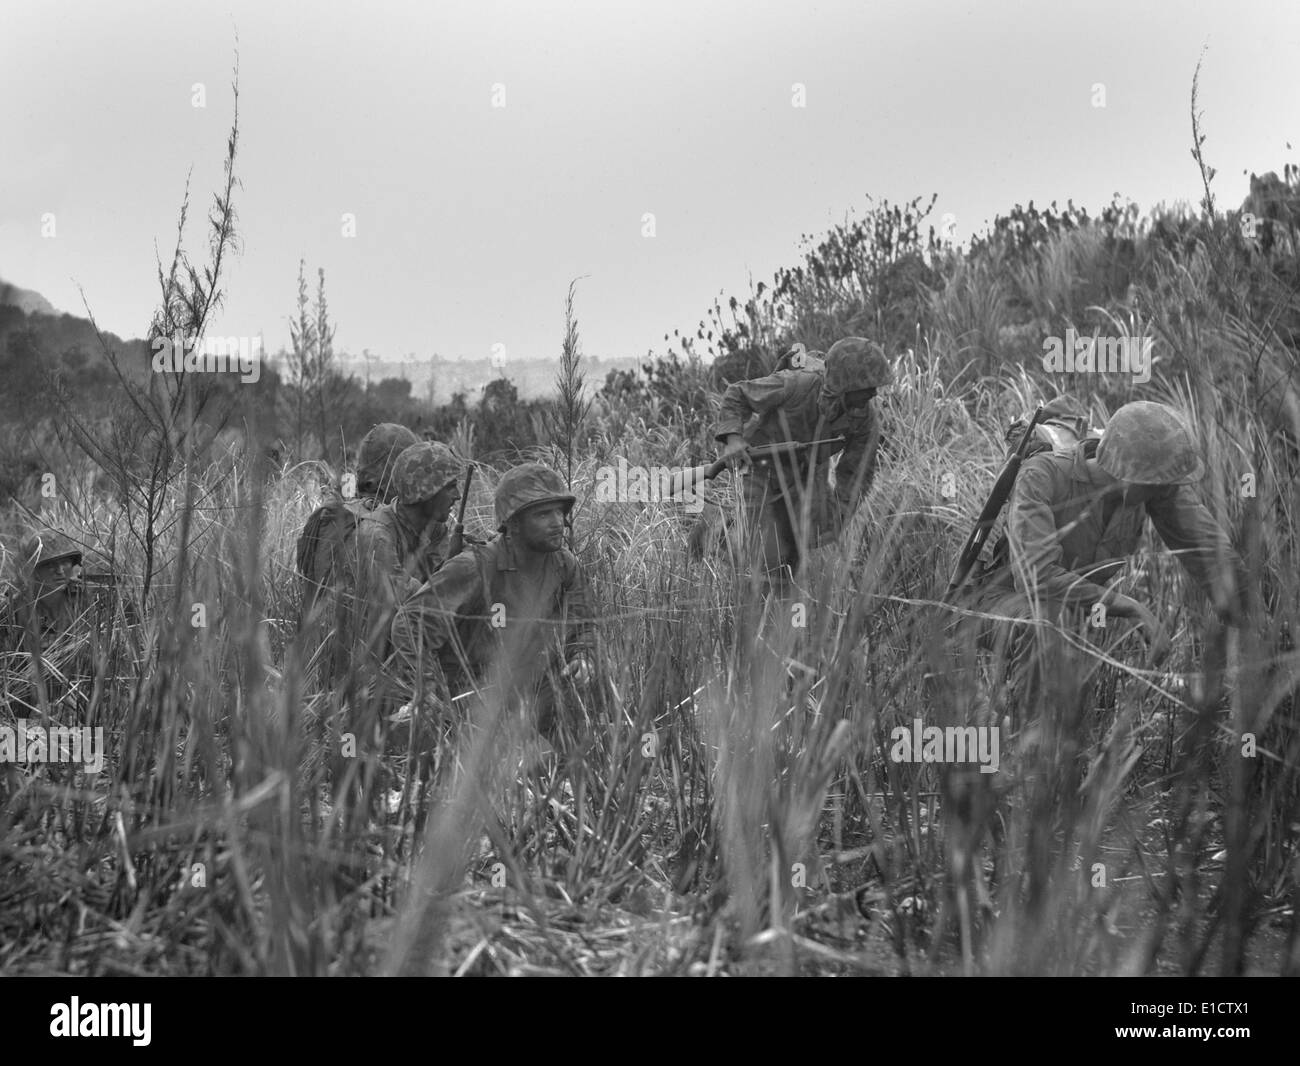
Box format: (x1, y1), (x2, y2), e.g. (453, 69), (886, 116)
(1006, 459), (1110, 607)
(714, 373), (794, 442)
(423, 520), (452, 573)
(831, 405), (882, 515)
(1147, 486), (1248, 622)
(353, 520), (406, 643)
(390, 552), (483, 701)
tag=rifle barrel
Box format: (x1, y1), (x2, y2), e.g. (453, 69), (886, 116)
(945, 404), (1046, 599)
(456, 465), (475, 527)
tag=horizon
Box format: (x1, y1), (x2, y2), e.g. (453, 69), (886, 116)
(3, 0), (1297, 366)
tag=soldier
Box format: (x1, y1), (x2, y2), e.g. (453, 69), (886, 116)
(1, 531), (87, 653)
(321, 440), (466, 701)
(323, 442), (465, 834)
(964, 400), (1248, 698)
(712, 336), (893, 586)
(390, 462), (598, 745)
(297, 422), (419, 616)
(0, 530), (140, 716)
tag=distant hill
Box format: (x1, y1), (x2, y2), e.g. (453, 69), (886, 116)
(0, 276), (645, 403)
(0, 279), (57, 317)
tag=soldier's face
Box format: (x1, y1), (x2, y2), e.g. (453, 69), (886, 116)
(514, 503), (567, 553)
(1120, 482), (1164, 508)
(34, 558), (81, 595)
(408, 483), (460, 526)
(844, 388), (877, 413)
(428, 482), (460, 523)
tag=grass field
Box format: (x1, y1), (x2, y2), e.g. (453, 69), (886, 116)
(2, 330), (1297, 977)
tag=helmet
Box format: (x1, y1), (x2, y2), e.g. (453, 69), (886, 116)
(356, 423), (419, 499)
(1096, 401), (1204, 484)
(495, 463), (576, 530)
(824, 337), (893, 394)
(392, 442), (463, 504)
(22, 530), (83, 573)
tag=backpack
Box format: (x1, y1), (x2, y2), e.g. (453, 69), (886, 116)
(980, 418), (1100, 576)
(296, 497), (371, 613)
(946, 404), (1099, 597)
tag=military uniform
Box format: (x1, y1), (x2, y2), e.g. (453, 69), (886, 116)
(972, 420), (1245, 624)
(712, 337), (890, 578)
(0, 531), (136, 716)
(320, 442), (465, 836)
(343, 503), (450, 666)
(1, 532), (87, 652)
(326, 441), (464, 689)
(390, 463), (598, 741)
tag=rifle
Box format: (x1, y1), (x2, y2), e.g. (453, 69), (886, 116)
(447, 465), (475, 558)
(667, 436), (847, 498)
(945, 404), (1046, 600)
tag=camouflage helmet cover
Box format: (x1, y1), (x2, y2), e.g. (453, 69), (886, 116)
(495, 463), (576, 530)
(823, 337), (893, 395)
(393, 442), (463, 504)
(1096, 401), (1205, 485)
(22, 530), (83, 572)
(356, 423), (419, 498)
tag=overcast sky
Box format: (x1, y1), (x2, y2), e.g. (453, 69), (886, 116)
(2, 0), (1297, 365)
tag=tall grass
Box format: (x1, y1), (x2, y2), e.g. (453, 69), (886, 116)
(4, 323), (1296, 974)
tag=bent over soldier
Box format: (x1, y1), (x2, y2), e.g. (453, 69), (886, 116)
(964, 401), (1247, 709)
(712, 336), (892, 585)
(391, 462), (598, 745)
(340, 441), (465, 690)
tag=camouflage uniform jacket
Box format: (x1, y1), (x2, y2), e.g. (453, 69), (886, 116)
(390, 537), (597, 703)
(995, 438), (1247, 616)
(714, 365), (882, 536)
(0, 582), (87, 651)
(341, 503), (450, 665)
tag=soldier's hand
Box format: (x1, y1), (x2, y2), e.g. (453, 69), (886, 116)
(1105, 593), (1144, 619)
(721, 434), (751, 474)
(562, 655), (594, 686)
(1133, 605), (1172, 667)
(1107, 595), (1171, 665)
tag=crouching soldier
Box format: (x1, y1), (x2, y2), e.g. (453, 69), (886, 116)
(332, 441), (464, 711)
(2, 530), (139, 714)
(321, 441), (465, 837)
(711, 336), (892, 588)
(2, 532), (88, 654)
(965, 400), (1248, 710)
(390, 462), (598, 750)
(297, 422), (419, 619)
